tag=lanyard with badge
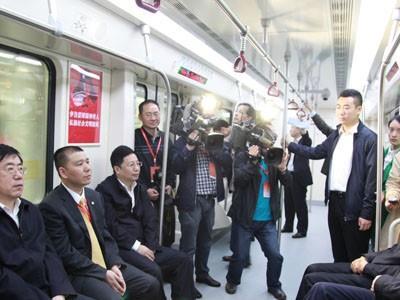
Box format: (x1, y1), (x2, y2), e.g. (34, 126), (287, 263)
(140, 128), (162, 182)
(259, 162), (271, 198)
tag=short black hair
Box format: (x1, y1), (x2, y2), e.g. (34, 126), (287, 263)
(138, 100), (159, 115)
(339, 89), (363, 106)
(54, 146), (83, 174)
(110, 145), (135, 169)
(388, 114), (400, 127)
(0, 144), (23, 164)
(237, 103), (256, 119)
(213, 119), (230, 131)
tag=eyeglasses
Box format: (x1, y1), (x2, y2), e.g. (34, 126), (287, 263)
(2, 165), (27, 176)
(142, 112), (160, 118)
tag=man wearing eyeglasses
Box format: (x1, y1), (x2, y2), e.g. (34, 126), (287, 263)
(134, 100), (176, 247)
(96, 145), (197, 300)
(40, 146), (162, 300)
(0, 144), (79, 300)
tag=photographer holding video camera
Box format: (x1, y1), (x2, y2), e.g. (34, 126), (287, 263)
(170, 100), (232, 288)
(224, 104), (291, 299)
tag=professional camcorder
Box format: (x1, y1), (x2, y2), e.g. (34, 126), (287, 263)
(170, 101), (225, 152)
(231, 119), (283, 166)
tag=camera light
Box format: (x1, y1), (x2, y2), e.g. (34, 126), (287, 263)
(200, 94), (219, 116)
(258, 102), (281, 123)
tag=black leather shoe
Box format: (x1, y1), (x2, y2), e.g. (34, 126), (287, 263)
(225, 282), (237, 294)
(196, 275), (221, 287)
(222, 255), (234, 262)
(292, 232), (306, 238)
(268, 288), (287, 300)
(194, 288), (202, 298)
(281, 227), (293, 233)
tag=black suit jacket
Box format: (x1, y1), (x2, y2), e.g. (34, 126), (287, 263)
(290, 132), (313, 187)
(96, 175), (159, 251)
(40, 185), (124, 280)
(311, 113), (334, 176)
(0, 198), (75, 299)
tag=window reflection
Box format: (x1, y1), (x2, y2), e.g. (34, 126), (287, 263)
(0, 48), (49, 203)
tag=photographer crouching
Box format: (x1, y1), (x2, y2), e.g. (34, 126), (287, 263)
(224, 131), (291, 300)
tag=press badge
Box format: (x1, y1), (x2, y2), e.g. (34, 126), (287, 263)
(150, 165), (161, 181)
(263, 181), (271, 198)
(209, 162), (216, 179)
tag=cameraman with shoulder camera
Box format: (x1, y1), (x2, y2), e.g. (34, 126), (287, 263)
(224, 141), (291, 299)
(222, 103), (256, 266)
(171, 125), (232, 289)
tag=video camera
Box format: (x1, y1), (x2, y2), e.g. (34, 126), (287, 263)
(231, 120), (283, 166)
(149, 168), (175, 206)
(170, 101), (225, 152)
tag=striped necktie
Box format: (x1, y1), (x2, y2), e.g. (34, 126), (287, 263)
(77, 197), (106, 269)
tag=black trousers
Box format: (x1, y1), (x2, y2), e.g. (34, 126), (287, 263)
(70, 263), (161, 300)
(328, 192), (371, 262)
(120, 246), (195, 300)
(305, 282), (374, 300)
(296, 263), (372, 300)
(283, 177), (308, 234)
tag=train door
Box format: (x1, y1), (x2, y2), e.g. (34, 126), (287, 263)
(0, 45), (55, 203)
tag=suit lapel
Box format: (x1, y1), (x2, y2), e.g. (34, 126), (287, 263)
(58, 185), (90, 239)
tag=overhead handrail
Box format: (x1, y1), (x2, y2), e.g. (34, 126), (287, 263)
(214, 0), (304, 103)
(375, 29), (400, 251)
(233, 29), (247, 73)
(135, 0), (161, 13)
(388, 217), (400, 247)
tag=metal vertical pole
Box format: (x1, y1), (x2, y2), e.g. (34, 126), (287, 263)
(278, 53), (290, 248)
(157, 71), (172, 245)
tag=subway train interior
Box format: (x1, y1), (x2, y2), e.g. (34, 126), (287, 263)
(1, 0), (400, 299)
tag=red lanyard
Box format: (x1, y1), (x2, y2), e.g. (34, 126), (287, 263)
(140, 128), (162, 165)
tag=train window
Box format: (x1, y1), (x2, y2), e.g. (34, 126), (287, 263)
(220, 108), (233, 124)
(0, 47), (54, 204)
(135, 83), (148, 128)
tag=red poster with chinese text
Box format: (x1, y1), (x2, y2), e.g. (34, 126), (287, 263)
(68, 64), (102, 144)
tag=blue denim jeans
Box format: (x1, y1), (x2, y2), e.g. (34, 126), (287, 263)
(178, 195), (215, 277)
(226, 220), (283, 289)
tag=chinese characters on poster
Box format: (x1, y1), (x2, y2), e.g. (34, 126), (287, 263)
(68, 64), (102, 144)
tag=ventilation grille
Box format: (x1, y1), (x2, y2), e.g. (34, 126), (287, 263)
(329, 0), (354, 93)
(163, 0), (270, 83)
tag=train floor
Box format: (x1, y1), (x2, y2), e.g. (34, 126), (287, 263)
(164, 204), (333, 299)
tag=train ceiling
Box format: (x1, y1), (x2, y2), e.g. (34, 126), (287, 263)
(161, 0), (363, 109)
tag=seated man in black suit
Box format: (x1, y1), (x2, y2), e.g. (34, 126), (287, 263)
(40, 146), (162, 300)
(0, 144), (79, 300)
(296, 242), (400, 299)
(96, 145), (197, 300)
(305, 276), (400, 300)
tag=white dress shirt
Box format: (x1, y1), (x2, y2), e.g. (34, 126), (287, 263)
(62, 183), (86, 205)
(0, 198), (21, 227)
(329, 123), (358, 192)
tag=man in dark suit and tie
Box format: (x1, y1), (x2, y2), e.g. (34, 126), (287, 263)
(96, 145), (197, 300)
(0, 144), (79, 300)
(40, 146), (162, 300)
(282, 121), (313, 238)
